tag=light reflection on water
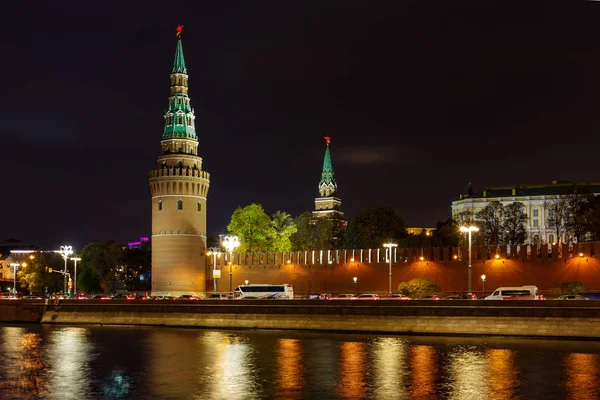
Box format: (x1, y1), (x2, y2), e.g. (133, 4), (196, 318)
(0, 325), (600, 399)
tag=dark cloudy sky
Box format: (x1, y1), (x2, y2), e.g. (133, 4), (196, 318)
(2, 1), (599, 250)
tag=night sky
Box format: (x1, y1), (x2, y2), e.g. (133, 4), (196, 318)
(2, 1), (599, 251)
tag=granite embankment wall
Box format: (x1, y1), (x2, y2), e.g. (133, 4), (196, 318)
(218, 243), (600, 295)
(3, 300), (600, 339)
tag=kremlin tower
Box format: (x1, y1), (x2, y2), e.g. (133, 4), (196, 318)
(148, 26), (210, 296)
(313, 136), (343, 218)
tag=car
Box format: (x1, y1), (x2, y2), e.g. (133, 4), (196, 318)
(415, 295), (440, 300)
(22, 295), (43, 300)
(318, 293), (332, 300)
(356, 294), (380, 300)
(389, 293), (411, 300)
(307, 293), (321, 299)
(556, 295), (588, 300)
(335, 294), (357, 299)
(112, 293), (135, 300)
(177, 295), (200, 300)
(206, 293), (228, 300)
(142, 295), (156, 300)
(155, 296), (175, 300)
(442, 294), (477, 300)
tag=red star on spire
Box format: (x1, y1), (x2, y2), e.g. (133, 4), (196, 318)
(324, 135), (331, 144)
(176, 25), (184, 37)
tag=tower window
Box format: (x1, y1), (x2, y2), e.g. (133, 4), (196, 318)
(198, 202), (201, 211)
(178, 200), (183, 210)
(159, 200), (163, 211)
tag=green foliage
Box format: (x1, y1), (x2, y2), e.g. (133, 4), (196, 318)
(79, 241), (122, 293)
(271, 211), (298, 252)
(119, 241), (152, 290)
(352, 206), (406, 249)
(397, 278), (441, 298)
(291, 213), (346, 250)
(227, 204), (275, 252)
(559, 281), (586, 296)
(18, 250), (63, 294)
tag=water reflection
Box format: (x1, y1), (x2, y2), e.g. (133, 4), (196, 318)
(410, 345), (437, 399)
(0, 326), (599, 399)
(337, 341), (366, 398)
(564, 353), (600, 400)
(45, 327), (94, 399)
(487, 349), (518, 400)
(372, 337), (408, 398)
(446, 346), (487, 400)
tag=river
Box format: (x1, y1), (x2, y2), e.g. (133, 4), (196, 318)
(0, 324), (599, 399)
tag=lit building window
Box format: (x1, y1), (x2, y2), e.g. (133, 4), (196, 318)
(178, 200), (183, 210)
(533, 219), (539, 228)
(159, 200), (162, 211)
(533, 209), (539, 217)
(198, 202), (201, 211)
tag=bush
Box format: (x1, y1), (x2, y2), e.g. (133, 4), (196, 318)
(559, 281), (586, 295)
(398, 278), (441, 298)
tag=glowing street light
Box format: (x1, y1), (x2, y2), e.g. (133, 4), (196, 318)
(59, 246), (73, 295)
(207, 248), (223, 293)
(9, 263), (20, 296)
(481, 274), (486, 297)
(221, 236), (240, 294)
(383, 242), (398, 296)
(70, 257), (81, 296)
(460, 226), (479, 294)
(245, 280), (249, 286)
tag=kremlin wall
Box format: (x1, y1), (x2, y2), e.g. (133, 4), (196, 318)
(211, 243), (600, 296)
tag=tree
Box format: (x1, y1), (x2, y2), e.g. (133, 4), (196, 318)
(559, 281), (586, 296)
(545, 197), (569, 244)
(343, 217), (360, 249)
(476, 202), (504, 245)
(271, 211), (297, 252)
(352, 206), (406, 249)
(18, 250), (63, 294)
(290, 213), (346, 251)
(227, 204), (275, 252)
(565, 192), (593, 242)
(398, 278), (441, 298)
(79, 241), (122, 293)
(119, 241), (152, 290)
(503, 202), (528, 245)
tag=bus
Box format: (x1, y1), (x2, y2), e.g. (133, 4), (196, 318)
(484, 285), (542, 300)
(233, 284), (294, 300)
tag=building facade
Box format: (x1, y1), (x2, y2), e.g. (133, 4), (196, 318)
(451, 181), (600, 244)
(148, 31), (211, 296)
(313, 136), (344, 219)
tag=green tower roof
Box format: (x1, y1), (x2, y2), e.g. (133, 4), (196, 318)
(172, 39), (187, 74)
(319, 136), (337, 194)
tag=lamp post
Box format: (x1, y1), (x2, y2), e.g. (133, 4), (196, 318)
(9, 263), (20, 296)
(70, 257), (81, 296)
(59, 246), (73, 295)
(460, 226), (479, 294)
(383, 243), (398, 296)
(481, 274), (486, 298)
(221, 236), (240, 294)
(206, 248), (222, 293)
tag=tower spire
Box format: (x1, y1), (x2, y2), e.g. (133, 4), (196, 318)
(319, 135), (337, 196)
(172, 25), (187, 74)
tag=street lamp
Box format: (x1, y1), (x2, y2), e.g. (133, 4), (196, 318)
(206, 248), (223, 293)
(221, 236), (240, 294)
(383, 242), (398, 296)
(70, 257), (81, 296)
(9, 263), (20, 296)
(459, 226), (479, 294)
(481, 274), (486, 297)
(59, 246), (73, 295)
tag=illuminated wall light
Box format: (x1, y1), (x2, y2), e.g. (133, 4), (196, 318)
(453, 255), (458, 260)
(419, 256), (424, 261)
(350, 258), (355, 263)
(579, 253), (584, 258)
(495, 254), (500, 260)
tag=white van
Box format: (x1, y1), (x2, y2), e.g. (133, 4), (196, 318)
(484, 285), (542, 300)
